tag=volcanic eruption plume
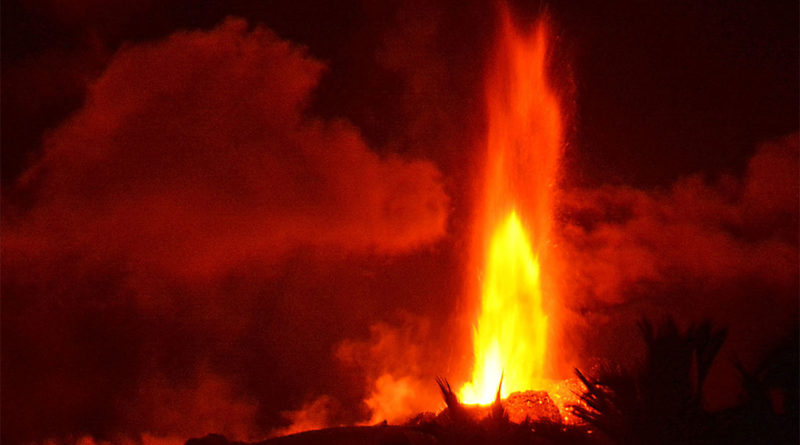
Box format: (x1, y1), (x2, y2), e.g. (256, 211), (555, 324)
(459, 9), (563, 405)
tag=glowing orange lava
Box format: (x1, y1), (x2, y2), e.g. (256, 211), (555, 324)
(459, 9), (562, 405)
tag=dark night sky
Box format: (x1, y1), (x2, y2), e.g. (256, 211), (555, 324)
(2, 1), (798, 444)
(3, 0), (797, 186)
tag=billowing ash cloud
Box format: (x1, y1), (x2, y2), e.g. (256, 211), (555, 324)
(1, 17), (448, 444)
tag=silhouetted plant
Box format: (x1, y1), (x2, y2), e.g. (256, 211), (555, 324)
(572, 318), (726, 445)
(715, 335), (800, 445)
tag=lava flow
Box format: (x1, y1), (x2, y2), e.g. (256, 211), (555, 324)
(459, 10), (563, 405)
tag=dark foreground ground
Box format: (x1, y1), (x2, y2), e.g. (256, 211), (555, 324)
(185, 319), (799, 445)
(187, 427), (436, 445)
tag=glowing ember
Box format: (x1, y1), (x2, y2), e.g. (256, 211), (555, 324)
(459, 8), (562, 405)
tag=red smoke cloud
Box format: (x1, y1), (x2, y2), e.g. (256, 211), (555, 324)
(2, 17), (449, 444)
(560, 134), (797, 305)
(5, 18), (448, 281)
(555, 134), (798, 406)
(335, 315), (448, 425)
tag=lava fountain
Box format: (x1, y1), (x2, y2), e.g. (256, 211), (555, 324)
(459, 9), (563, 405)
